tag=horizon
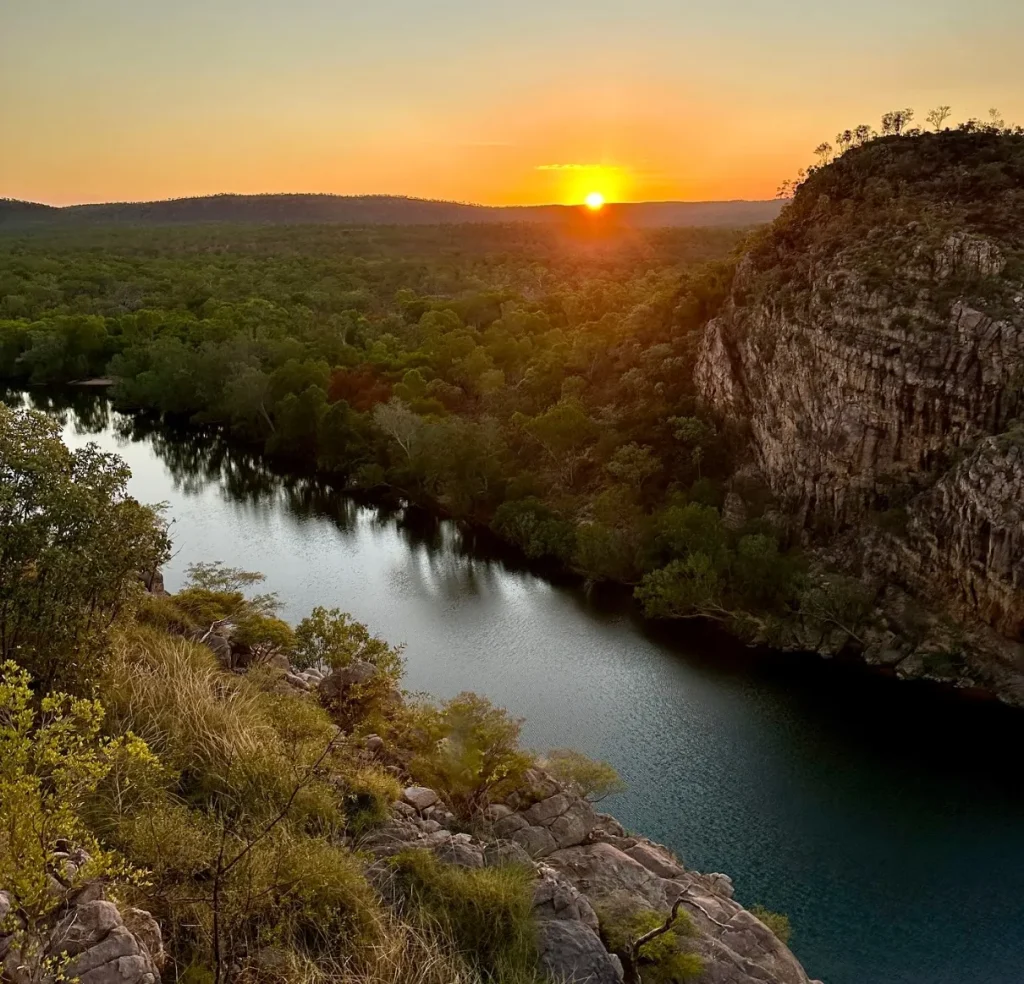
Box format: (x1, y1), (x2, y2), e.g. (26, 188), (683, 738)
(8, 191), (781, 209)
(3, 0), (1022, 208)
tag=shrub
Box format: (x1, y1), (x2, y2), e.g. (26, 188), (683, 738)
(342, 765), (403, 836)
(293, 606), (403, 676)
(136, 591), (201, 634)
(542, 749), (626, 802)
(388, 849), (538, 983)
(174, 564), (295, 664)
(101, 627), (341, 831)
(749, 905), (792, 945)
(492, 497), (576, 562)
(598, 904), (703, 983)
(115, 800), (383, 976)
(0, 661), (155, 970)
(407, 692), (532, 818)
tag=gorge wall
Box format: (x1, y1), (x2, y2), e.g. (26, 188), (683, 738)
(695, 129), (1024, 702)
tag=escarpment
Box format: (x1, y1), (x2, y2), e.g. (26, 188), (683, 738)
(696, 129), (1024, 700)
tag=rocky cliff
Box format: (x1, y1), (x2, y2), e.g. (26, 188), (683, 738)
(285, 659), (818, 984)
(367, 774), (813, 984)
(696, 129), (1024, 702)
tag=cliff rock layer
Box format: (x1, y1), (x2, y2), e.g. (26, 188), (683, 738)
(696, 129), (1024, 701)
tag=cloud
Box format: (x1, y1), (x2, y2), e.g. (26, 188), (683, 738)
(535, 163), (621, 171)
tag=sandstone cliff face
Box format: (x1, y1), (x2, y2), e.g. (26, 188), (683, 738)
(695, 131), (1024, 701)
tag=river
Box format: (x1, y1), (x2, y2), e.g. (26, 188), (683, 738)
(22, 390), (1024, 984)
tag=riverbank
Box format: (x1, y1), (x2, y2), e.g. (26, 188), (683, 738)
(16, 384), (1015, 712)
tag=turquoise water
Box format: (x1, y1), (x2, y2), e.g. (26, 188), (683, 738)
(33, 392), (1024, 984)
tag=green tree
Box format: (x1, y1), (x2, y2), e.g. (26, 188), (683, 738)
(293, 606), (403, 677)
(515, 399), (597, 486)
(607, 443), (660, 493)
(0, 407), (171, 691)
(635, 554), (726, 620)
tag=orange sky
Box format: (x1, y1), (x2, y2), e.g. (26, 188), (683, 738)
(2, 1), (1022, 206)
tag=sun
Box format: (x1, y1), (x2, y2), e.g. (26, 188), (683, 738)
(584, 191), (605, 211)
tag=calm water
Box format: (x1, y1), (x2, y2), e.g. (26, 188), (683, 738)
(26, 392), (1024, 984)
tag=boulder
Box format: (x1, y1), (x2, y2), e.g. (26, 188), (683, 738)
(522, 793), (571, 826)
(49, 901), (123, 957)
(625, 842), (686, 880)
(549, 842), (670, 911)
(483, 840), (533, 868)
(547, 799), (597, 849)
(401, 786), (439, 811)
(2, 893), (162, 984)
(435, 840), (485, 869)
(204, 634), (232, 666)
(548, 843), (812, 984)
(532, 866), (600, 931)
(267, 653), (292, 672)
(492, 813), (529, 838)
(140, 570), (166, 596)
(121, 910), (165, 971)
(510, 825), (558, 858)
(423, 804), (456, 826)
(319, 660), (379, 700)
(536, 919), (623, 984)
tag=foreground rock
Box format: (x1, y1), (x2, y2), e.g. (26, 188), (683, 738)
(363, 768), (814, 984)
(0, 888), (163, 984)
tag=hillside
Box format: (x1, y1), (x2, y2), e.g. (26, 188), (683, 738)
(0, 194), (783, 229)
(697, 126), (1024, 700)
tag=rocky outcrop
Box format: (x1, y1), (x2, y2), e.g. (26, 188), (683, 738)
(0, 888), (163, 984)
(362, 769), (814, 984)
(695, 132), (1024, 702)
(181, 613), (816, 983)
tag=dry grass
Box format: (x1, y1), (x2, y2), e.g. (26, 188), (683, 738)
(103, 625), (276, 773)
(282, 921), (486, 984)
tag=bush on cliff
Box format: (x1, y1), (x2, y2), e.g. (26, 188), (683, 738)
(750, 905), (793, 945)
(598, 903), (703, 982)
(405, 692), (533, 818)
(541, 748), (626, 803)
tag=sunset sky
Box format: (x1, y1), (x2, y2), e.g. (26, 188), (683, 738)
(3, 0), (1022, 206)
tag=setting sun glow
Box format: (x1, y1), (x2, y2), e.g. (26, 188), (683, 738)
(584, 191), (605, 210)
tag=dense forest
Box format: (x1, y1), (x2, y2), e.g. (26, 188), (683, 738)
(0, 219), (817, 637)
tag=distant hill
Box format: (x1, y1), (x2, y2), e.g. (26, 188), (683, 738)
(0, 194), (783, 229)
